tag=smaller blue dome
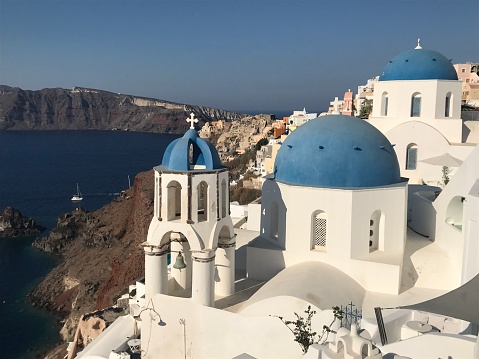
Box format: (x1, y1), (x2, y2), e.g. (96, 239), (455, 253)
(161, 129), (223, 171)
(380, 48), (458, 81)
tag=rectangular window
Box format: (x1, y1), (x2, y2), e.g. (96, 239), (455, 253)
(406, 148), (417, 170)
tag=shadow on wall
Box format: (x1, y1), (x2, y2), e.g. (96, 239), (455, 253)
(407, 185), (438, 239)
(263, 180), (287, 249)
(400, 238), (421, 293)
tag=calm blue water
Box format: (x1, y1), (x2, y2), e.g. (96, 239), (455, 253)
(0, 130), (178, 359)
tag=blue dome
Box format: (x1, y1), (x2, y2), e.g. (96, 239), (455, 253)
(273, 115), (401, 188)
(379, 48), (458, 81)
(161, 129), (223, 171)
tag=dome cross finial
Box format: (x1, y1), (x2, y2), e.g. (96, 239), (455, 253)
(187, 112), (198, 129)
(415, 38), (422, 49)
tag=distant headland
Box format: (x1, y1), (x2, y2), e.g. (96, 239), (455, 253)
(0, 85), (246, 133)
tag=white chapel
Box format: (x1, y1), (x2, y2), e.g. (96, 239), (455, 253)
(249, 115), (408, 294)
(142, 114), (236, 305)
(368, 40), (477, 185)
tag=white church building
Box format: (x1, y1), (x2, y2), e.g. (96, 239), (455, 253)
(368, 40), (478, 186)
(74, 43), (479, 359)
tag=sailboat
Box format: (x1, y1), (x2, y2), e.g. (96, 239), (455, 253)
(71, 183), (83, 202)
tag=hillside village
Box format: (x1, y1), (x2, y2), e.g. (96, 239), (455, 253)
(33, 44), (479, 359)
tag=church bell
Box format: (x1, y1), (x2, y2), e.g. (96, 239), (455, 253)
(173, 251), (187, 270)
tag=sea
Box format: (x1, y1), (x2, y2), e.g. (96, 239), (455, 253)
(0, 130), (179, 359)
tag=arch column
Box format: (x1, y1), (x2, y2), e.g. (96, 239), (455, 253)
(144, 245), (168, 298)
(215, 237), (236, 296)
(192, 249), (216, 307)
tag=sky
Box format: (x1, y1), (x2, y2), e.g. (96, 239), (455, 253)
(0, 0), (478, 115)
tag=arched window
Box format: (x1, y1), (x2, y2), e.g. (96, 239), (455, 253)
(445, 196), (464, 231)
(189, 143), (194, 168)
(406, 143), (418, 170)
(445, 92), (452, 117)
(221, 179), (227, 218)
(381, 92), (389, 116)
(410, 93), (421, 117)
(270, 201), (279, 240)
(167, 181), (182, 221)
(312, 211), (327, 250)
(197, 181), (208, 222)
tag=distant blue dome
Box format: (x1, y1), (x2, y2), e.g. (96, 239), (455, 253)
(161, 129), (223, 171)
(379, 48), (458, 81)
(273, 115), (401, 188)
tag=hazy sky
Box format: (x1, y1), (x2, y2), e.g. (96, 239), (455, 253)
(1, 0), (477, 114)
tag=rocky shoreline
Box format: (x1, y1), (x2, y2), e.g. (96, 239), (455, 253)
(0, 206), (46, 237)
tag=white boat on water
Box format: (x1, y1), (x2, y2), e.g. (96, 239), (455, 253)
(71, 183), (83, 201)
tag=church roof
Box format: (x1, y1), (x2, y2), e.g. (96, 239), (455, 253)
(379, 46), (458, 81)
(273, 115), (401, 188)
(161, 128), (223, 171)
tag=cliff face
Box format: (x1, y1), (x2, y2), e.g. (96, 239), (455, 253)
(30, 170), (154, 340)
(0, 85), (246, 133)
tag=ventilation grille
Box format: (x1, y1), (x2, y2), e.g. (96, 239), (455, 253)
(314, 216), (327, 248)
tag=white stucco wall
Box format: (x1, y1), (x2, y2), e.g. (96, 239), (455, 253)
(407, 185), (439, 238)
(142, 294), (303, 359)
(251, 180), (407, 294)
(432, 145), (479, 284)
(462, 182), (479, 283)
(247, 203), (261, 232)
(370, 80), (463, 144)
(373, 121), (475, 184)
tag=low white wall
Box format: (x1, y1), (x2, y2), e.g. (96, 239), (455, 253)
(247, 203), (261, 231)
(142, 294), (303, 359)
(231, 202), (248, 218)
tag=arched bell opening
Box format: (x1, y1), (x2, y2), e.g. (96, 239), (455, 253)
(167, 232), (193, 298)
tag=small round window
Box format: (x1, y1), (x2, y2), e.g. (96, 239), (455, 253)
(370, 230), (374, 236)
(370, 220), (374, 226)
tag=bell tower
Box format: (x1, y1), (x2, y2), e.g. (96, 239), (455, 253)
(143, 113), (236, 307)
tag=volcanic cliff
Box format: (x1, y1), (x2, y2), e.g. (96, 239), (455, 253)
(31, 170), (154, 342)
(0, 85), (246, 133)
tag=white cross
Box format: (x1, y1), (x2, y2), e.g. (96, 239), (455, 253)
(186, 113), (198, 129)
(330, 97), (341, 114)
(415, 38), (422, 50)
